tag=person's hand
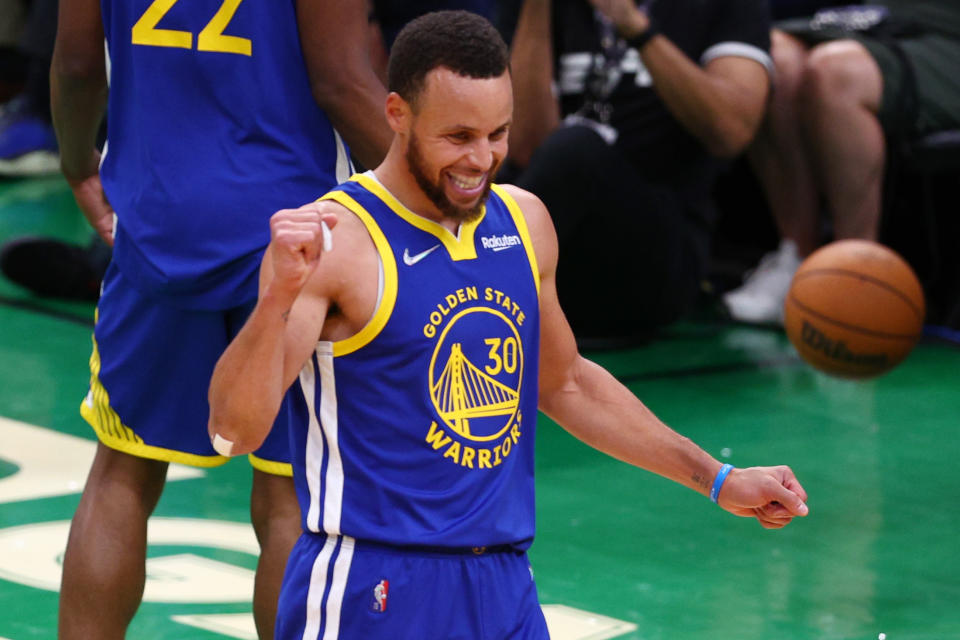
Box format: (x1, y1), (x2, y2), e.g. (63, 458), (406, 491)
(717, 465), (809, 529)
(587, 0), (649, 39)
(66, 153), (115, 246)
(268, 203), (338, 294)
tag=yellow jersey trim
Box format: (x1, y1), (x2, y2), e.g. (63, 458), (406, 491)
(490, 184), (540, 297)
(353, 173), (482, 261)
(320, 189), (399, 357)
(81, 335), (227, 468)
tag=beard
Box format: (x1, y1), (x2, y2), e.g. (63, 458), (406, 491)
(406, 133), (494, 224)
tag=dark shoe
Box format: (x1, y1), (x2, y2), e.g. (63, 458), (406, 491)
(0, 236), (108, 301)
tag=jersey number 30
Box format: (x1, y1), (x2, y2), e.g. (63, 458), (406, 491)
(132, 0), (251, 56)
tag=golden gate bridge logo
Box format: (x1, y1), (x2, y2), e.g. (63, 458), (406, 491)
(432, 343), (519, 439)
(428, 308), (523, 442)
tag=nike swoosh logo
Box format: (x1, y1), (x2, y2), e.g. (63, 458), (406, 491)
(403, 244), (441, 266)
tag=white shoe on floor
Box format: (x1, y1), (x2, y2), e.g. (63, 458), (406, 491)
(723, 240), (802, 325)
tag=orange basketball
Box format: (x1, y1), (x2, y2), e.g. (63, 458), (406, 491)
(784, 239), (925, 379)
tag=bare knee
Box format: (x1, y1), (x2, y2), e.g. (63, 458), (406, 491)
(86, 443), (169, 513)
(801, 40), (883, 113)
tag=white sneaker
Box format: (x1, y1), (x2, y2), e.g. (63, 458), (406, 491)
(723, 239), (802, 325)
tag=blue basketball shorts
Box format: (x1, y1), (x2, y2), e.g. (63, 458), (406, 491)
(276, 534), (550, 640)
(80, 261), (291, 474)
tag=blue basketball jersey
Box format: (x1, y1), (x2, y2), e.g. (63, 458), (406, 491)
(101, 0), (352, 308)
(287, 173), (541, 549)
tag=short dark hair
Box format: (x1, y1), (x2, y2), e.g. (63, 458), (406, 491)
(388, 10), (509, 109)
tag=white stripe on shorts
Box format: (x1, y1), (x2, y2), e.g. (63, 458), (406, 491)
(301, 534), (336, 640)
(301, 535), (355, 640)
(322, 536), (355, 640)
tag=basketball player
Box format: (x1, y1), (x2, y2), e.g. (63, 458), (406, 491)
(209, 11), (810, 639)
(51, 0), (390, 636)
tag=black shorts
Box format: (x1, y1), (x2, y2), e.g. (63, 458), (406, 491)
(779, 16), (960, 135)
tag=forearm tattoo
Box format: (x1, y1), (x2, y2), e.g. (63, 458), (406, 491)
(692, 472), (710, 491)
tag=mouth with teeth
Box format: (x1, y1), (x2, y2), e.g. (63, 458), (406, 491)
(448, 171), (487, 196)
(407, 132), (494, 223)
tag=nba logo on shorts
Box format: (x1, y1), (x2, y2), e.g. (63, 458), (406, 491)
(372, 579), (389, 612)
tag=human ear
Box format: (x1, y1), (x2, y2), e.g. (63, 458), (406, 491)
(385, 92), (412, 134)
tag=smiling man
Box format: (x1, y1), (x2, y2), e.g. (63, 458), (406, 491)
(208, 11), (809, 640)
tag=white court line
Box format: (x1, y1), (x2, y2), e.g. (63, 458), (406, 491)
(171, 614), (257, 640)
(0, 416), (202, 504)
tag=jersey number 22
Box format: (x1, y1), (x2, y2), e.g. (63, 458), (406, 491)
(132, 0), (251, 56)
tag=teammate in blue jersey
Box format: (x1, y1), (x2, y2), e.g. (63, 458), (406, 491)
(50, 0), (391, 637)
(209, 11), (811, 639)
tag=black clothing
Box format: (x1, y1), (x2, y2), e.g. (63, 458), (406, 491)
(517, 0), (772, 341)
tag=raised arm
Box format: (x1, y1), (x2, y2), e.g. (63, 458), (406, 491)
(507, 0), (562, 167)
(50, 0), (114, 244)
(501, 185), (809, 528)
(589, 0), (771, 158)
(208, 203), (339, 456)
(296, 0), (392, 169)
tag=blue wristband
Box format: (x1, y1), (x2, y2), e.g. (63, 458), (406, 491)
(710, 464), (734, 503)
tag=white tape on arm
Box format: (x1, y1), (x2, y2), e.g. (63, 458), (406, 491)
(321, 220), (333, 253)
(212, 433), (236, 457)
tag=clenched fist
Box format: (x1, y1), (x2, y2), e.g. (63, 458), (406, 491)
(268, 203), (337, 293)
(718, 465), (809, 529)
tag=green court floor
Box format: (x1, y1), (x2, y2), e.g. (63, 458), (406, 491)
(1, 177), (959, 639)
